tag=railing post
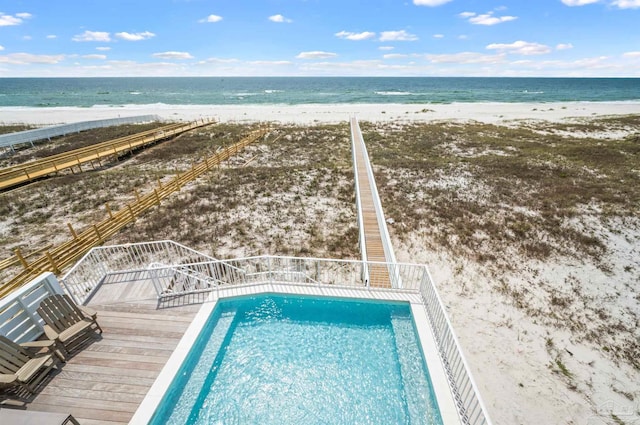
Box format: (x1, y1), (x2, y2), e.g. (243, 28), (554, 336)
(105, 203), (113, 219)
(127, 204), (136, 221)
(93, 225), (103, 243)
(45, 251), (61, 274)
(14, 296), (45, 333)
(14, 248), (29, 269)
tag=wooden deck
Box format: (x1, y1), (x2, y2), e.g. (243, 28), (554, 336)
(20, 279), (201, 424)
(350, 117), (391, 288)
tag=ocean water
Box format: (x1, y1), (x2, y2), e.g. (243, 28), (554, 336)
(151, 294), (443, 425)
(1, 77), (639, 107)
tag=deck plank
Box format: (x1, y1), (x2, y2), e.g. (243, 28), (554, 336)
(18, 282), (200, 425)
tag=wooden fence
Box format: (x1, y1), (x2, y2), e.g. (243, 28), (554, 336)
(0, 119), (213, 191)
(0, 128), (269, 299)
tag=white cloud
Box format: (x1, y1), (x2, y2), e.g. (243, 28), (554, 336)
(413, 0), (453, 6)
(426, 52), (505, 64)
(458, 34), (469, 40)
(96, 46), (111, 51)
(433, 34), (444, 39)
(248, 60), (292, 65)
(561, 0), (600, 5)
(72, 31), (111, 42)
(200, 14), (223, 23)
(571, 56), (610, 67)
(46, 35), (57, 39)
(556, 43), (574, 50)
(0, 12), (31, 26)
(510, 60), (534, 65)
(22, 35), (32, 41)
(561, 0), (640, 8)
(379, 46), (394, 51)
(623, 51), (640, 57)
(115, 31), (155, 41)
(383, 54), (409, 59)
(152, 51), (193, 60)
(199, 57), (240, 64)
(612, 0), (640, 8)
(296, 51), (338, 59)
(461, 11), (517, 25)
(335, 31), (376, 41)
(268, 14), (293, 23)
(486, 40), (552, 55)
(379, 30), (418, 42)
(299, 60), (392, 74)
(83, 54), (107, 60)
(0, 52), (65, 64)
(0, 45), (4, 51)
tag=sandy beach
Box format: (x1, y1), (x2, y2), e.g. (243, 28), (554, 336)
(1, 104), (638, 424)
(1, 101), (639, 126)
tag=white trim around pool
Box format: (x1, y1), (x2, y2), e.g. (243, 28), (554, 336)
(130, 283), (461, 425)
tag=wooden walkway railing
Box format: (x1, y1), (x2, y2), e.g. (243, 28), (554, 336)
(0, 128), (269, 299)
(350, 117), (397, 288)
(0, 120), (213, 191)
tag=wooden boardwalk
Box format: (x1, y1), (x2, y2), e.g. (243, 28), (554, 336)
(350, 117), (391, 288)
(21, 279), (201, 424)
(0, 121), (212, 191)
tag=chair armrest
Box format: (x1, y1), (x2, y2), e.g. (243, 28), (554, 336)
(0, 374), (17, 384)
(43, 324), (60, 341)
(20, 339), (56, 350)
(20, 339), (66, 361)
(78, 305), (98, 319)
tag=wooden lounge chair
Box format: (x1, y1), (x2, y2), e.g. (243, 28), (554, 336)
(0, 335), (60, 397)
(36, 294), (102, 357)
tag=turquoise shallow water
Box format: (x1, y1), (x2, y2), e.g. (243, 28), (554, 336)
(150, 295), (443, 425)
(1, 77), (639, 107)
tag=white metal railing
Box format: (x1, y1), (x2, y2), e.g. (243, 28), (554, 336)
(0, 115), (161, 151)
(0, 272), (64, 343)
(147, 256), (424, 301)
(60, 240), (216, 305)
(59, 240), (492, 425)
(147, 260), (244, 300)
(419, 268), (492, 425)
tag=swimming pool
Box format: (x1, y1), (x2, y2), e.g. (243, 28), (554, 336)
(147, 294), (443, 425)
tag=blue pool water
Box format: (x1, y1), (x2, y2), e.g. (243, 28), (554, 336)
(150, 295), (443, 425)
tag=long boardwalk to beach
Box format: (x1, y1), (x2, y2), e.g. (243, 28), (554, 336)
(350, 117), (394, 288)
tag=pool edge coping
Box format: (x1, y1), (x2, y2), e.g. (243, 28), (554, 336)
(129, 283), (461, 425)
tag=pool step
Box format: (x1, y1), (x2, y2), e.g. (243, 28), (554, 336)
(163, 309), (237, 424)
(390, 315), (442, 424)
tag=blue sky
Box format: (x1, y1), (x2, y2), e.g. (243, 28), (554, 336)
(1, 0), (640, 77)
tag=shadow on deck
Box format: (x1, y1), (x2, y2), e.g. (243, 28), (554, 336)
(7, 278), (201, 425)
